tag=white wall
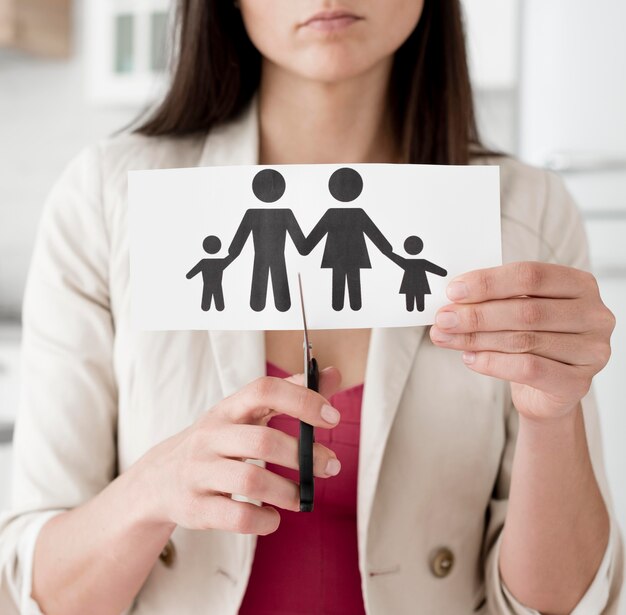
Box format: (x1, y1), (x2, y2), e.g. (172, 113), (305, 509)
(0, 0), (138, 317)
(519, 0), (626, 164)
(518, 4), (626, 594)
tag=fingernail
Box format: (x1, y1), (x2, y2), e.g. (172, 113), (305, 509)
(430, 327), (453, 343)
(321, 404), (340, 424)
(436, 311), (459, 329)
(447, 281), (468, 301)
(325, 458), (341, 476)
(462, 352), (476, 364)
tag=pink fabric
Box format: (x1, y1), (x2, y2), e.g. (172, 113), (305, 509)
(238, 362), (366, 615)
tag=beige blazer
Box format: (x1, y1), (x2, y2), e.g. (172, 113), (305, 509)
(0, 98), (623, 614)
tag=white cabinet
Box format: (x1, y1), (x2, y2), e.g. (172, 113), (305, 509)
(84, 0), (171, 105)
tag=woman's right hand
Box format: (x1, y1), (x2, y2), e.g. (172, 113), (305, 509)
(132, 368), (343, 535)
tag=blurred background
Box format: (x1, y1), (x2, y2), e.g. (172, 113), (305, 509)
(1, 0), (625, 598)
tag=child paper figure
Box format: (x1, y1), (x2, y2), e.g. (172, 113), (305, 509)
(389, 236), (447, 312)
(186, 235), (233, 311)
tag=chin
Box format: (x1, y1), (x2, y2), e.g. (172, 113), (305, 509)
(288, 47), (383, 84)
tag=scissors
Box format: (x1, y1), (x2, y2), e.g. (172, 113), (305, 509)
(297, 273), (318, 512)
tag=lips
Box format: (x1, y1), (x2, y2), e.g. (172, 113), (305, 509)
(300, 9), (364, 32)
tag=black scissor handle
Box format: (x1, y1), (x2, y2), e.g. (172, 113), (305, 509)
(299, 357), (318, 512)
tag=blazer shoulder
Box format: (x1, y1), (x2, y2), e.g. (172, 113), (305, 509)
(93, 132), (206, 230)
(477, 155), (584, 266)
(97, 131), (206, 182)
(477, 155), (550, 222)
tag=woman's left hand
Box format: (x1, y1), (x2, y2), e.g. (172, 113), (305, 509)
(429, 261), (616, 421)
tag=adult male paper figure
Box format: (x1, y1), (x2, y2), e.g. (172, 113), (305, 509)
(227, 169), (307, 312)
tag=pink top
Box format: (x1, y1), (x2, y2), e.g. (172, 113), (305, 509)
(238, 362), (366, 615)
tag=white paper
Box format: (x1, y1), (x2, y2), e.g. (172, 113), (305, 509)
(129, 164), (501, 330)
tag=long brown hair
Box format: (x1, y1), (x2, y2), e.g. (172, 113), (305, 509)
(136, 0), (490, 165)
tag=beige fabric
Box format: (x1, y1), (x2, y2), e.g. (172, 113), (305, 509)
(0, 98), (623, 614)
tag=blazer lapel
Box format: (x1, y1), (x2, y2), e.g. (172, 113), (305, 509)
(208, 330), (266, 398)
(357, 325), (427, 560)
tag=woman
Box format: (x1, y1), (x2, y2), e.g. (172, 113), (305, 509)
(0, 1), (622, 614)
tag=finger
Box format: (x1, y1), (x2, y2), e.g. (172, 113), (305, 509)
(430, 327), (603, 367)
(219, 376), (341, 427)
(436, 298), (593, 334)
(213, 424), (342, 478)
(446, 262), (596, 303)
(461, 351), (591, 401)
(197, 495), (280, 535)
(285, 366), (343, 400)
(204, 458), (301, 512)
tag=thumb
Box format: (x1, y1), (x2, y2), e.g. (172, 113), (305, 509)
(284, 366), (343, 400)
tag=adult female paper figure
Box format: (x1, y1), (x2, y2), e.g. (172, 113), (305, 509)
(389, 235), (448, 312)
(303, 167), (393, 310)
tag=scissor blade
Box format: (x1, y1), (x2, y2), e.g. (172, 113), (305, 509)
(297, 273), (311, 383)
(297, 273), (316, 512)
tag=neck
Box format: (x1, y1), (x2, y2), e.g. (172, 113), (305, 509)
(257, 58), (399, 165)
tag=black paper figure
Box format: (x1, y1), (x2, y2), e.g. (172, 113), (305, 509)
(303, 167), (393, 311)
(389, 236), (447, 312)
(228, 169), (307, 312)
(186, 235), (233, 311)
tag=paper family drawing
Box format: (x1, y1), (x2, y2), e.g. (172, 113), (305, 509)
(129, 163), (501, 330)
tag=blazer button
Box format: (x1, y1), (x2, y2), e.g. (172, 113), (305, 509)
(159, 539), (176, 568)
(430, 547), (454, 578)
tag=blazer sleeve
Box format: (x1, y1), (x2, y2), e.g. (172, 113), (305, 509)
(0, 146), (119, 614)
(483, 170), (624, 614)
